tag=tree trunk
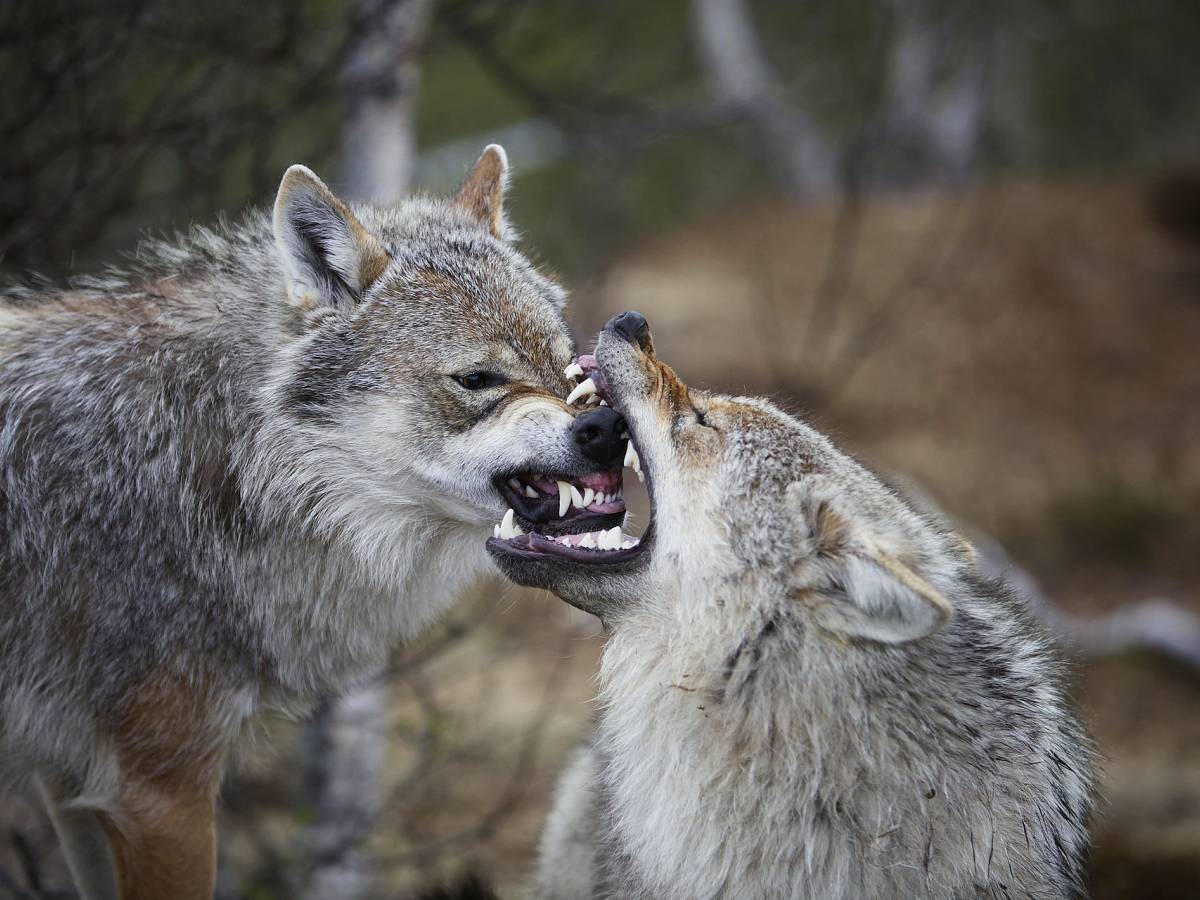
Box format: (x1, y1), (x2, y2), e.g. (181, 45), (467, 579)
(298, 2), (434, 898)
(691, 0), (837, 199)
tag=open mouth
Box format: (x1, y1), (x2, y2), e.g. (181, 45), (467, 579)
(487, 354), (652, 567)
(492, 466), (626, 538)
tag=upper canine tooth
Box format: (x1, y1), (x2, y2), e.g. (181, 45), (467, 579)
(523, 485), (538, 499)
(564, 362), (584, 380)
(581, 487), (595, 507)
(566, 378), (597, 405)
(557, 481), (571, 517)
(570, 485), (585, 509)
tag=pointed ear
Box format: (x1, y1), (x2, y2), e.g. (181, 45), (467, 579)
(451, 144), (510, 239)
(273, 165), (390, 311)
(789, 480), (952, 645)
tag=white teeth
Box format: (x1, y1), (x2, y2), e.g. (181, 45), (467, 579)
(586, 394), (601, 406)
(564, 362), (584, 380)
(508, 478), (521, 490)
(493, 525), (501, 539)
(557, 481), (571, 517)
(570, 484), (585, 509)
(624, 441), (644, 482)
(620, 430), (629, 439)
(581, 487), (595, 507)
(566, 377), (597, 405)
(579, 533), (596, 549)
(621, 539), (635, 549)
(499, 508), (522, 539)
(599, 399), (608, 406)
(523, 485), (538, 499)
(558, 536), (572, 545)
(599, 526), (622, 550)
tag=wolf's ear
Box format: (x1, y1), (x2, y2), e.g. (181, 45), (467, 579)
(788, 479), (952, 645)
(451, 144), (510, 239)
(273, 165), (390, 311)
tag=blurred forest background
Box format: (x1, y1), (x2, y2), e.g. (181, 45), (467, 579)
(3, 0), (1200, 897)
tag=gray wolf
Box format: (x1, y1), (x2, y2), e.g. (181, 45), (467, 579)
(489, 312), (1096, 899)
(0, 146), (629, 899)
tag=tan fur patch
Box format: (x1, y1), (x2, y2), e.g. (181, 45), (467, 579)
(97, 669), (222, 899)
(100, 780), (216, 900)
(109, 669), (223, 787)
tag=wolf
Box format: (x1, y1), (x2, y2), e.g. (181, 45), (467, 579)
(489, 312), (1096, 899)
(0, 146), (632, 899)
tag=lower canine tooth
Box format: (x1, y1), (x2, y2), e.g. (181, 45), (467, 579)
(624, 444), (643, 472)
(557, 481), (571, 517)
(500, 508), (517, 539)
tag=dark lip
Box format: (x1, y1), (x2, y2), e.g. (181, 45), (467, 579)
(492, 473), (626, 537)
(487, 343), (656, 567)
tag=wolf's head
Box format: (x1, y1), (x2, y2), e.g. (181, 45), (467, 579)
(263, 147), (627, 567)
(489, 312), (971, 644)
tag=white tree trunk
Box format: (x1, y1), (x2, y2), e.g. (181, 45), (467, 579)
(882, 0), (988, 181)
(298, 2), (434, 898)
(691, 0), (837, 199)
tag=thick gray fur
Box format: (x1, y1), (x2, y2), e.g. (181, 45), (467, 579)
(0, 149), (585, 891)
(522, 328), (1096, 900)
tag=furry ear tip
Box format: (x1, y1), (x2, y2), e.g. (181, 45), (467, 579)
(277, 164), (324, 192)
(480, 143), (509, 171)
(274, 166), (332, 227)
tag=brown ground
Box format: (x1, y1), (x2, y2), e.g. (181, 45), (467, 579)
(2, 173), (1198, 898)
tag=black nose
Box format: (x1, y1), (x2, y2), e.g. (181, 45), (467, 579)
(606, 310), (649, 345)
(571, 406), (627, 468)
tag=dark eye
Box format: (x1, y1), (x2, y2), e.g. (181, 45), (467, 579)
(693, 406), (710, 427)
(454, 372), (504, 390)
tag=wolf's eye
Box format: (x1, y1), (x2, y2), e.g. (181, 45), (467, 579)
(692, 406), (711, 428)
(454, 372), (504, 390)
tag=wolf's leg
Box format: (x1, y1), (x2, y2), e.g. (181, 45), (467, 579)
(533, 745), (600, 900)
(36, 776), (121, 900)
(101, 777), (217, 900)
